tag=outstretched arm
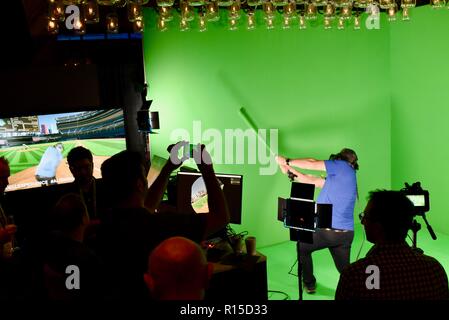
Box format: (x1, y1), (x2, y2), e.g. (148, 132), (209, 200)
(281, 165), (325, 188)
(276, 155), (325, 171)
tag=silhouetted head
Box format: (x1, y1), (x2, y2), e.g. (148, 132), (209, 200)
(68, 146), (94, 187)
(330, 148), (359, 170)
(101, 150), (147, 206)
(361, 190), (414, 243)
(145, 236), (212, 300)
(0, 157), (10, 195)
(51, 193), (89, 235)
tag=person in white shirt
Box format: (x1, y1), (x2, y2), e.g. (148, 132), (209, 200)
(35, 143), (64, 186)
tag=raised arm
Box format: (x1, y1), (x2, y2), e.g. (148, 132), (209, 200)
(144, 162), (174, 213)
(276, 155), (325, 171)
(195, 145), (230, 238)
(144, 142), (185, 213)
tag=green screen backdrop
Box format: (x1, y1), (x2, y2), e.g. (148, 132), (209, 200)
(390, 7), (449, 238)
(143, 9), (394, 247)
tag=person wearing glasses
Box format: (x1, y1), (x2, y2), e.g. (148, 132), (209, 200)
(336, 190), (449, 300)
(276, 148), (359, 294)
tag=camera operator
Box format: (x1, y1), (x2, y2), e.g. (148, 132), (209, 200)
(276, 148), (359, 294)
(336, 190), (449, 300)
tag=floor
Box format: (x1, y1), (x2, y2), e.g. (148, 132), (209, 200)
(258, 221), (449, 300)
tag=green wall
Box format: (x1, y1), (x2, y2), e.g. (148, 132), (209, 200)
(143, 11), (392, 247)
(390, 6), (449, 236)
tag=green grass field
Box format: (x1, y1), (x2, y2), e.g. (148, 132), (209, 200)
(192, 194), (209, 211)
(0, 138), (126, 175)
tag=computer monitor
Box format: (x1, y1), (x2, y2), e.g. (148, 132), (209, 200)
(176, 171), (243, 224)
(0, 108), (126, 192)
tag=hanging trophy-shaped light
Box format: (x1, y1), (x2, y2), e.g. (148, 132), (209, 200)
(47, 19), (59, 34)
(49, 1), (65, 22)
(133, 19), (144, 33)
(106, 13), (119, 33)
(128, 2), (143, 22)
(83, 0), (99, 24)
(206, 1), (220, 21)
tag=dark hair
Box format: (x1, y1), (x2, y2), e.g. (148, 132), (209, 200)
(329, 148), (359, 170)
(367, 190), (414, 241)
(67, 146), (93, 167)
(51, 193), (87, 232)
(0, 156), (9, 167)
(101, 150), (146, 202)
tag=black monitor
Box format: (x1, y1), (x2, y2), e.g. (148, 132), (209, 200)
(176, 171), (243, 224)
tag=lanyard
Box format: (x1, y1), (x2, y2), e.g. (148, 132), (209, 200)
(79, 178), (97, 220)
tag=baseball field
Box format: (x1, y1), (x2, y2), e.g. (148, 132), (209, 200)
(0, 138), (126, 191)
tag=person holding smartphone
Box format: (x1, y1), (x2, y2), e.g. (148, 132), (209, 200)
(276, 148), (359, 294)
(96, 143), (230, 299)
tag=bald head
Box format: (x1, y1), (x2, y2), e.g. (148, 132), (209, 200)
(146, 236), (210, 300)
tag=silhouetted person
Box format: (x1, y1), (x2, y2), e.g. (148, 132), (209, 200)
(97, 144), (229, 299)
(276, 148), (359, 293)
(67, 146), (103, 221)
(144, 236), (212, 300)
(42, 193), (105, 300)
(335, 190), (449, 300)
(0, 157), (17, 260)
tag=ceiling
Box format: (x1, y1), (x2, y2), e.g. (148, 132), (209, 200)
(18, 0), (431, 39)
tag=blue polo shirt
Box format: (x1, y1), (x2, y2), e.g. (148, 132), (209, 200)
(317, 160), (357, 231)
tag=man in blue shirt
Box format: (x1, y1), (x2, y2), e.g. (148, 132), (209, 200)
(276, 148), (359, 294)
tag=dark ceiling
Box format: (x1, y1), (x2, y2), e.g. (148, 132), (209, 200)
(1, 0), (431, 70)
(18, 0), (431, 39)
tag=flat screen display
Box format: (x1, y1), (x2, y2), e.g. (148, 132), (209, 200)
(0, 109), (126, 192)
(176, 171), (243, 224)
(406, 195), (426, 207)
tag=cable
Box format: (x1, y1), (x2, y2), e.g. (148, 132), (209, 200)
(288, 259), (298, 277)
(225, 225), (248, 239)
(268, 290), (290, 300)
(355, 229), (366, 261)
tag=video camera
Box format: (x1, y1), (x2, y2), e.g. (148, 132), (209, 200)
(401, 182), (430, 216)
(277, 182), (332, 244)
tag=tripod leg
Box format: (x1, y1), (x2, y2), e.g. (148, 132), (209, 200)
(296, 241), (303, 301)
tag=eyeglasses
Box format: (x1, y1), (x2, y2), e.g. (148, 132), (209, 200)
(359, 211), (376, 223)
(359, 212), (367, 222)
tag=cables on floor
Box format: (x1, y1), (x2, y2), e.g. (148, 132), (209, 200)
(268, 290), (290, 300)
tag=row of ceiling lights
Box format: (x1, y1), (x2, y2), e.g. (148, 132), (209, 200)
(46, 0), (449, 34)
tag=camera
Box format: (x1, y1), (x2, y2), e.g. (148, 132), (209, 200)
(401, 182), (430, 215)
(277, 182), (332, 243)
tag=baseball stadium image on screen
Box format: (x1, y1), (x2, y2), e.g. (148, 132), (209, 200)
(0, 109), (126, 192)
(176, 171), (243, 224)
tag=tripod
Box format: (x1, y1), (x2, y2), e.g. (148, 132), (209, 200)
(292, 230), (313, 301)
(410, 212), (437, 253)
(296, 241), (304, 301)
